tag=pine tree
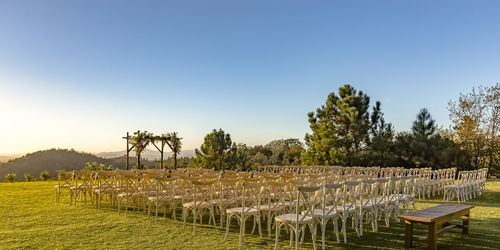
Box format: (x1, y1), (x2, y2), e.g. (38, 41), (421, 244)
(194, 129), (234, 170)
(412, 108), (436, 138)
(301, 84), (374, 166)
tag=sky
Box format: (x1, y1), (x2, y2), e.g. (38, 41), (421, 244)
(1, 0), (499, 155)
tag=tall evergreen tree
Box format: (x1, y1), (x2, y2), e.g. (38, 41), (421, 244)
(301, 84), (376, 166)
(194, 129), (234, 170)
(412, 108), (437, 138)
(366, 101), (396, 166)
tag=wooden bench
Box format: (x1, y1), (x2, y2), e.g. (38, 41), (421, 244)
(399, 203), (474, 250)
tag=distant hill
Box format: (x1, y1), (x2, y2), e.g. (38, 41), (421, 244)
(0, 153), (24, 163)
(96, 148), (196, 160)
(0, 149), (126, 181)
(0, 148), (194, 181)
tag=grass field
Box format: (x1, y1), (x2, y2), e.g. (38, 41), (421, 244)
(1, 181), (499, 249)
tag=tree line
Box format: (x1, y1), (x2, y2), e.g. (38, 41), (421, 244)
(191, 84), (499, 176)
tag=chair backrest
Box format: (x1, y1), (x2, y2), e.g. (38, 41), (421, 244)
(374, 178), (389, 205)
(297, 185), (321, 223)
(192, 180), (215, 206)
(458, 171), (468, 185)
(391, 176), (402, 193)
(342, 180), (361, 211)
(217, 177), (239, 203)
(323, 183), (343, 217)
(263, 181), (286, 212)
(75, 170), (95, 189)
(154, 175), (178, 199)
(57, 170), (75, 187)
(400, 176), (411, 196)
(117, 170), (143, 196)
(241, 181), (263, 213)
(360, 178), (377, 208)
(96, 170), (116, 192)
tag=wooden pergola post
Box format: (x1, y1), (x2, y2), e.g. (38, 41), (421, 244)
(126, 132), (129, 170)
(123, 132), (135, 170)
(161, 140), (165, 169)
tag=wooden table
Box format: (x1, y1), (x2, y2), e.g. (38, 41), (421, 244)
(399, 203), (474, 250)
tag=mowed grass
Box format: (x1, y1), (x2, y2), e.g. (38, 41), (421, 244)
(1, 181), (500, 249)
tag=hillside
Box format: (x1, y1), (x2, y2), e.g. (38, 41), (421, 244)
(0, 154), (24, 163)
(0, 149), (124, 181)
(96, 148), (196, 160)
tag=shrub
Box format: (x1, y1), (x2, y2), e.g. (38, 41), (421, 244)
(40, 170), (51, 181)
(84, 162), (113, 171)
(5, 173), (16, 182)
(132, 163), (148, 169)
(24, 173), (35, 182)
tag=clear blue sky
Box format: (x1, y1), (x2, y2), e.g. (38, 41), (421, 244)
(1, 1), (499, 154)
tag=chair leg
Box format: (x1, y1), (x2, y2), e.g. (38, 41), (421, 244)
(395, 203), (400, 222)
(321, 223), (326, 250)
(359, 211), (364, 236)
(193, 209), (197, 233)
(182, 207), (186, 229)
(125, 197), (129, 217)
(258, 215), (262, 237)
(295, 225), (300, 250)
(274, 222), (281, 250)
(240, 216), (245, 245)
(342, 217), (347, 243)
(312, 223), (317, 250)
(333, 218), (340, 243)
(251, 216), (256, 234)
(155, 203), (159, 224)
(268, 212), (272, 237)
(220, 208), (225, 228)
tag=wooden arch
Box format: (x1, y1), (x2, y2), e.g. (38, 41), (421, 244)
(123, 131), (174, 170)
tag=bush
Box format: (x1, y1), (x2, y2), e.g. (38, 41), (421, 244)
(132, 163), (148, 169)
(5, 173), (16, 182)
(40, 170), (51, 181)
(24, 173), (35, 182)
(84, 162), (113, 171)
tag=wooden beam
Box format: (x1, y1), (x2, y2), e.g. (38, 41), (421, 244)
(125, 132), (129, 170)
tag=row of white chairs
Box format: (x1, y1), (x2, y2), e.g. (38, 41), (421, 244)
(443, 168), (488, 202)
(55, 166), (462, 249)
(274, 175), (418, 250)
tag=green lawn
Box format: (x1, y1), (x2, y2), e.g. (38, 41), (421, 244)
(1, 181), (499, 249)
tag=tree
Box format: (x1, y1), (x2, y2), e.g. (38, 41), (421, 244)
(230, 144), (253, 171)
(194, 129), (234, 171)
(392, 109), (469, 170)
(485, 84), (500, 175)
(166, 132), (182, 169)
(366, 101), (396, 167)
(412, 108), (436, 138)
(264, 139), (304, 165)
(247, 145), (273, 167)
(448, 83), (500, 174)
(301, 84), (377, 166)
